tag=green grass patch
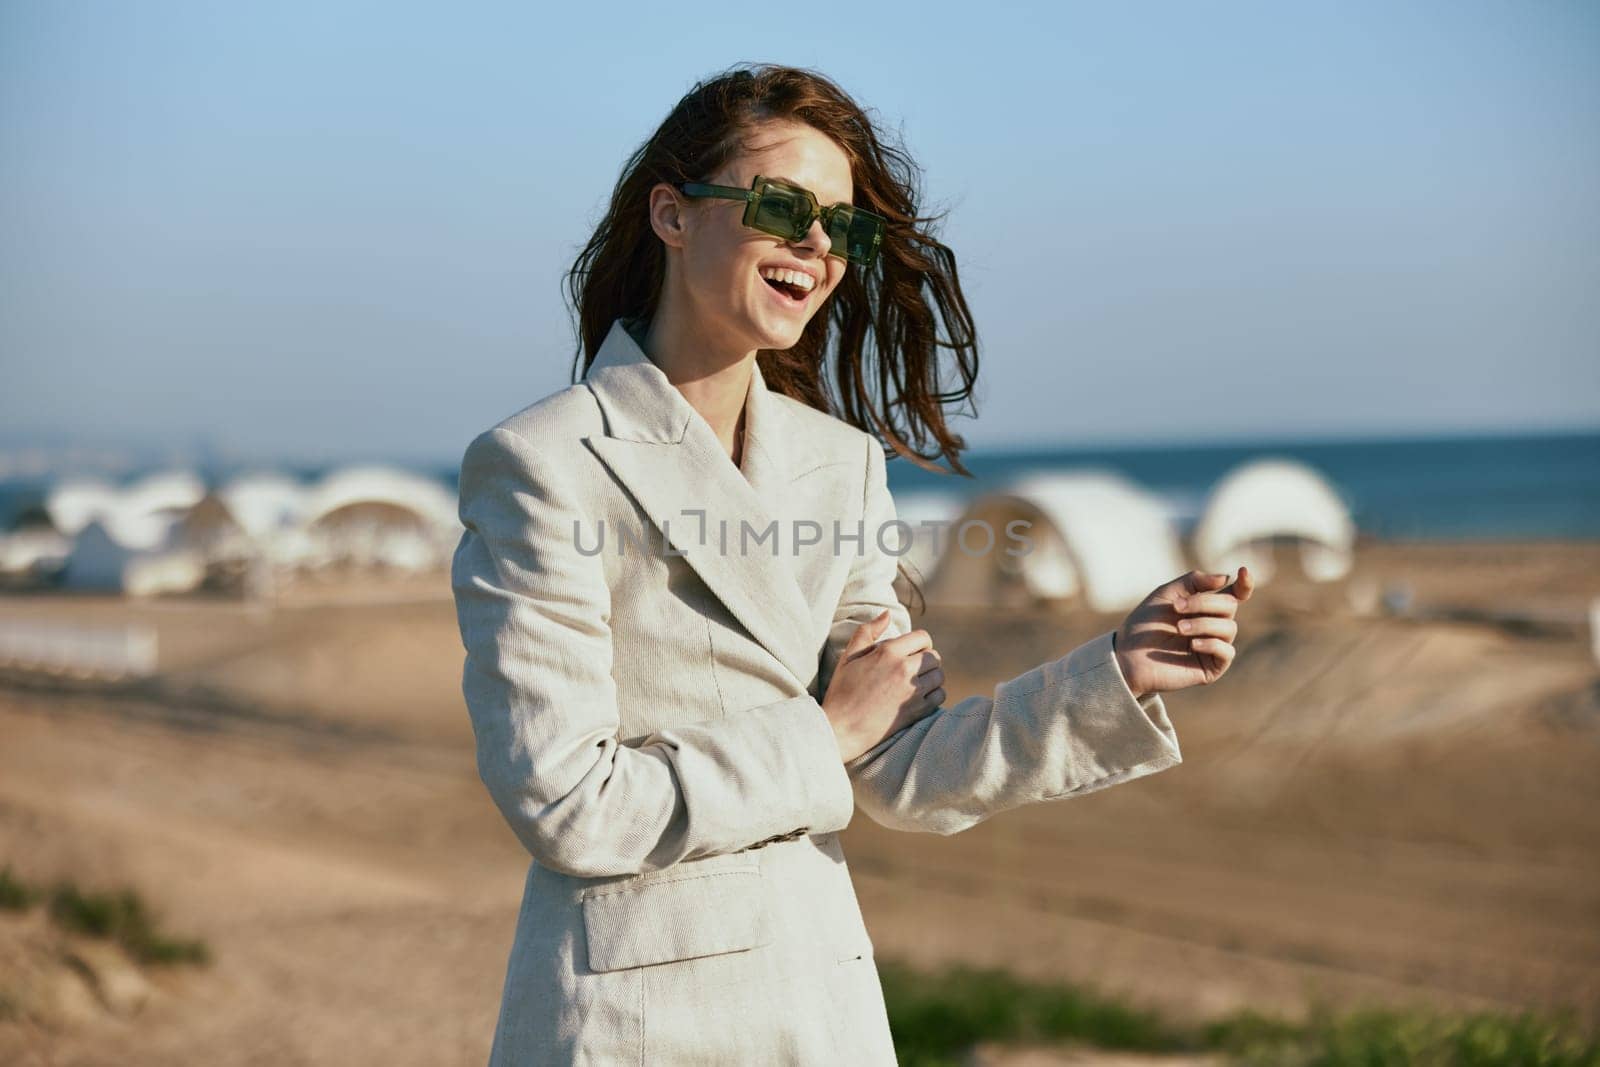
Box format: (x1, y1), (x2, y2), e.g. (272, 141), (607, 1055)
(878, 956), (1600, 1067)
(46, 883), (210, 966)
(878, 957), (1200, 1065)
(0, 867), (210, 967)
(0, 865), (38, 910)
(1209, 1002), (1600, 1066)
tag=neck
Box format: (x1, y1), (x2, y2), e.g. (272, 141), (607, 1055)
(638, 297), (755, 464)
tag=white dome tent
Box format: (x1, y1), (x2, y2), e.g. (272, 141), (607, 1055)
(44, 477), (123, 537)
(120, 470), (207, 521)
(62, 514), (206, 596)
(0, 496), (72, 582)
(217, 472), (308, 539)
(46, 470), (207, 538)
(0, 527), (72, 582)
(300, 465), (460, 573)
(176, 472), (312, 595)
(926, 470), (1187, 614)
(1190, 457), (1356, 584)
(50, 470), (210, 595)
(16, 461), (463, 597)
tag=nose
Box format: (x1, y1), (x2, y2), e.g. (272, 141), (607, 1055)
(792, 216), (832, 260)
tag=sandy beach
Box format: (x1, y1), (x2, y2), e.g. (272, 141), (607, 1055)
(1, 538), (1597, 1064)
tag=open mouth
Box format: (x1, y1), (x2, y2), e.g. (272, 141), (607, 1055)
(760, 274), (810, 307)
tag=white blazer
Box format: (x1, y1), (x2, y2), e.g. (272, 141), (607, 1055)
(451, 316), (1183, 1065)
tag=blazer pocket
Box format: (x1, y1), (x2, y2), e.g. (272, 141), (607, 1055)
(580, 858), (772, 973)
(813, 833), (876, 963)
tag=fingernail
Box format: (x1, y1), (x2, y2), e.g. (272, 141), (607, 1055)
(1178, 619), (1191, 633)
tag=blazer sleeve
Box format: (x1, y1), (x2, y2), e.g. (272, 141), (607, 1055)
(452, 426), (856, 879)
(818, 435), (1183, 835)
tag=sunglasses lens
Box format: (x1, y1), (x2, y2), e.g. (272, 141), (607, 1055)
(751, 185), (812, 239)
(829, 207), (884, 266)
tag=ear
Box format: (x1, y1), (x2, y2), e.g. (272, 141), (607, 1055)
(648, 182), (691, 250)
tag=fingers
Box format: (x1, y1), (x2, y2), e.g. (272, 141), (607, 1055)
(1189, 635), (1236, 671)
(847, 609), (891, 651)
(891, 666), (945, 732)
(1230, 565), (1255, 602)
(908, 645), (945, 712)
(1162, 568), (1229, 602)
(840, 611), (892, 667)
(1185, 569), (1232, 597)
(1175, 614), (1237, 642)
(1175, 564), (1256, 616)
(1174, 590), (1238, 617)
(1156, 568), (1247, 682)
(880, 626), (934, 657)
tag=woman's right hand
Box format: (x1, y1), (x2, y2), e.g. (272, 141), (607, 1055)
(822, 610), (945, 764)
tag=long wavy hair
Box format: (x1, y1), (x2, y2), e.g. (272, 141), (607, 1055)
(564, 62), (981, 612)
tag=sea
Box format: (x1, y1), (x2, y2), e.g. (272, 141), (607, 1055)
(1, 429), (1596, 542)
(874, 428), (1600, 541)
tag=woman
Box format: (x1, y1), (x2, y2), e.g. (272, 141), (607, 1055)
(452, 63), (1253, 1066)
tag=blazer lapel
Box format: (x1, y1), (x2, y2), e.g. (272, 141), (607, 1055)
(582, 317), (821, 691)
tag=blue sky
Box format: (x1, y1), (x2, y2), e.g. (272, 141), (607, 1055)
(2, 1), (1596, 466)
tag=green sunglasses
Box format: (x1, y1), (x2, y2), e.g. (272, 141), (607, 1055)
(678, 174), (886, 268)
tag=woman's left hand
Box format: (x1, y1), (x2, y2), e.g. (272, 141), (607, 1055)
(1113, 567), (1255, 699)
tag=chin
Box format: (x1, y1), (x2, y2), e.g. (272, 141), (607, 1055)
(744, 314), (807, 352)
(771, 318), (810, 346)
(739, 279), (817, 350)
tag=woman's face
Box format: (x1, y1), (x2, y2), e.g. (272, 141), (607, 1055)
(660, 119), (853, 355)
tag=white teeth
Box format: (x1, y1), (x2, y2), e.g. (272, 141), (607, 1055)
(759, 267), (815, 292)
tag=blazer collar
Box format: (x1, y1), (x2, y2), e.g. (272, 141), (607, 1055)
(581, 317), (823, 693)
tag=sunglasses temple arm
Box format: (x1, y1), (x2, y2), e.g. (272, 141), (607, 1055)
(680, 182), (757, 204)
